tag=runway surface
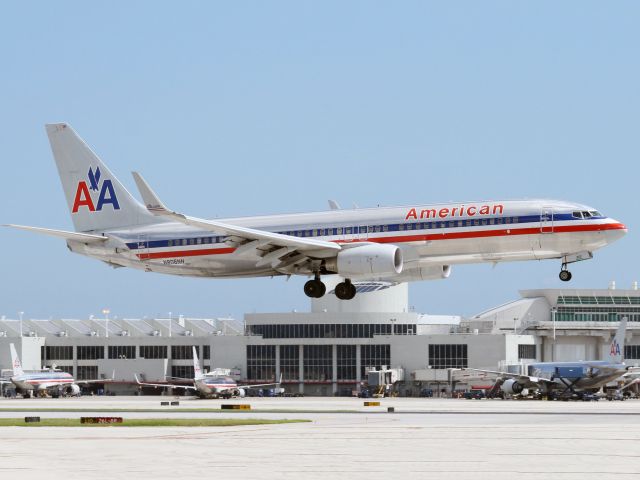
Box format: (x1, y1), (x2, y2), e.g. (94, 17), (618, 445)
(1, 396), (639, 479)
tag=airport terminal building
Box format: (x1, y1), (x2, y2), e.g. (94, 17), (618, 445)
(1, 278), (639, 396)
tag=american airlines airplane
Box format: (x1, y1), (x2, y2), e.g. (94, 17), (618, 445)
(135, 347), (280, 398)
(5, 124), (627, 300)
(465, 318), (634, 399)
(2, 344), (102, 398)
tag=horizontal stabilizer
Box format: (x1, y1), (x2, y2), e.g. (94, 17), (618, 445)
(4, 224), (108, 243)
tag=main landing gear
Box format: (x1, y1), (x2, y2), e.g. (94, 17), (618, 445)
(303, 276), (357, 300)
(335, 279), (356, 301)
(559, 264), (572, 282)
(304, 274), (326, 298)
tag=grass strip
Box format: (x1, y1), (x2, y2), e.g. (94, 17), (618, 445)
(0, 418), (310, 427)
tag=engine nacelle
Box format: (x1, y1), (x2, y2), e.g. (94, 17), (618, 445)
(327, 244), (403, 277)
(65, 384), (81, 396)
(389, 265), (451, 282)
(501, 379), (524, 395)
(238, 388), (246, 398)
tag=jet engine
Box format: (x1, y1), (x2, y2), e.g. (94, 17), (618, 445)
(500, 379), (525, 395)
(64, 384), (81, 396)
(238, 388), (246, 398)
(389, 265), (451, 282)
(326, 244), (403, 277)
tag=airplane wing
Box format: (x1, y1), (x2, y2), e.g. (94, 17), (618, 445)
(237, 374), (283, 390)
(132, 172), (341, 261)
(461, 368), (551, 389)
(3, 225), (108, 243)
(134, 374), (197, 391)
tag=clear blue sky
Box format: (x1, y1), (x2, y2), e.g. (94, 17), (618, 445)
(1, 2), (638, 320)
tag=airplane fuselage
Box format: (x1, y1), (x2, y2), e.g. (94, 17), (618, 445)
(68, 199), (626, 280)
(11, 372), (75, 393)
(195, 376), (241, 398)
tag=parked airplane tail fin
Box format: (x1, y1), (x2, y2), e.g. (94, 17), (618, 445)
(9, 344), (24, 377)
(45, 123), (160, 233)
(193, 346), (203, 380)
(609, 317), (628, 363)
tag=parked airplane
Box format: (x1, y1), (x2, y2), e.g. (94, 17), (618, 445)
(465, 318), (633, 398)
(135, 347), (280, 398)
(5, 124), (627, 299)
(3, 344), (107, 397)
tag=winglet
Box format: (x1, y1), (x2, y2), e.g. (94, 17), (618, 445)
(132, 172), (170, 215)
(328, 200), (340, 210)
(134, 374), (143, 385)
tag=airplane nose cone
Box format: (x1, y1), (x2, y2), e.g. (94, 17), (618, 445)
(605, 218), (627, 243)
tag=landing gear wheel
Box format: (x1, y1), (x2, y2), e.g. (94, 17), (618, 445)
(559, 269), (572, 282)
(304, 279), (326, 298)
(335, 279), (357, 300)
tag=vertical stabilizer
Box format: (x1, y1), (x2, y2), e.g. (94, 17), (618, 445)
(45, 123), (158, 232)
(609, 317), (627, 364)
(9, 344), (24, 377)
(193, 346), (203, 380)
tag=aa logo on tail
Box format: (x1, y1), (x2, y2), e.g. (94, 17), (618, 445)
(72, 167), (120, 213)
(610, 339), (621, 356)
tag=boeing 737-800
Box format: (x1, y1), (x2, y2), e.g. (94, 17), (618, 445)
(5, 124), (627, 299)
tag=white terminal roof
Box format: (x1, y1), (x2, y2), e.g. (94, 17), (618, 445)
(0, 317), (243, 338)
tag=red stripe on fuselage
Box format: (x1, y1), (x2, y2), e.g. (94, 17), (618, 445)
(138, 247), (236, 260)
(135, 222), (626, 260)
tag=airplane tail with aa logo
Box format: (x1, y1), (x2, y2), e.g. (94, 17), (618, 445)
(608, 317), (628, 364)
(46, 123), (160, 233)
(9, 344), (24, 377)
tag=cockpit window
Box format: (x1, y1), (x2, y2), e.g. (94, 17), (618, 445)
(589, 210), (602, 217)
(582, 211), (592, 218)
(572, 211), (583, 219)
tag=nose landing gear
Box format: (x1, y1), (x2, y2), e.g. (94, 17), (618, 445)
(559, 265), (572, 282)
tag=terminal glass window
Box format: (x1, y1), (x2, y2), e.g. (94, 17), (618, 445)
(77, 346), (104, 360)
(44, 346), (73, 361)
(202, 345), (210, 360)
(140, 345), (168, 359)
(171, 366), (195, 379)
(171, 345), (199, 360)
(518, 344), (537, 360)
(280, 345), (299, 382)
(246, 323), (413, 339)
(77, 365), (98, 380)
(360, 344), (390, 378)
(303, 345), (332, 382)
(625, 346), (640, 359)
(246, 345), (276, 381)
(429, 344), (467, 369)
(108, 345), (136, 359)
(337, 345), (357, 381)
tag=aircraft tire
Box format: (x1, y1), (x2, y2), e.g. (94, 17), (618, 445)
(304, 279), (326, 298)
(559, 270), (572, 282)
(335, 281), (356, 300)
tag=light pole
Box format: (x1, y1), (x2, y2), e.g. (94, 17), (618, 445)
(18, 311), (24, 337)
(551, 307), (557, 362)
(102, 309), (110, 338)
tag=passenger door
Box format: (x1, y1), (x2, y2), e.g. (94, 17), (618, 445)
(540, 207), (554, 234)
